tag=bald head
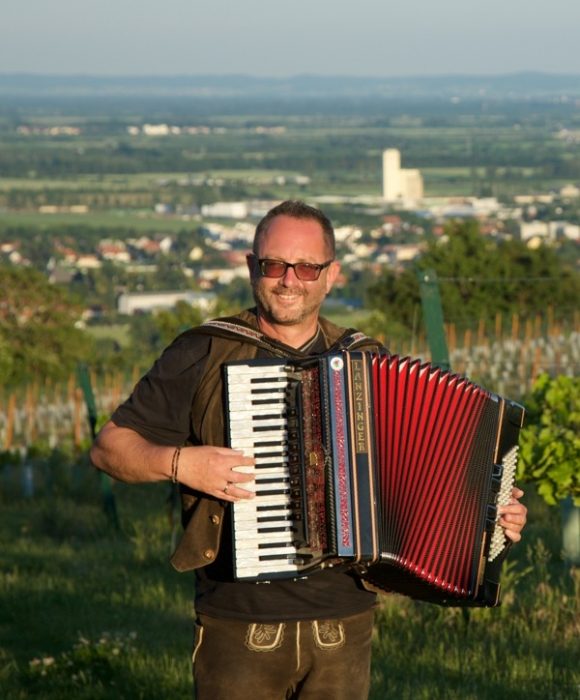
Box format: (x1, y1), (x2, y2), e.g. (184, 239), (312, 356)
(253, 200), (336, 260)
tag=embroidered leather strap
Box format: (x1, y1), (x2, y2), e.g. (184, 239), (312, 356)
(200, 319), (378, 356)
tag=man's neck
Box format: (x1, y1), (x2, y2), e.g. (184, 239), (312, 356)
(256, 313), (319, 349)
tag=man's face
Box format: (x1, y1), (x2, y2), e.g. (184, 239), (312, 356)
(248, 215), (340, 328)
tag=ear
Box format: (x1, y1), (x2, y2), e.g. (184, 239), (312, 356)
(324, 260), (341, 294)
(246, 253), (257, 279)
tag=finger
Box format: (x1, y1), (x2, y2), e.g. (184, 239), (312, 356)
(217, 491), (237, 503)
(227, 483), (255, 499)
(511, 486), (524, 498)
(221, 482), (255, 500)
(499, 512), (524, 527)
(214, 447), (255, 464)
(499, 503), (525, 515)
(504, 528), (522, 543)
(227, 457), (256, 469)
(229, 467), (256, 484)
(499, 514), (525, 538)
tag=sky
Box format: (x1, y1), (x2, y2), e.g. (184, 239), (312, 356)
(2, 0), (580, 77)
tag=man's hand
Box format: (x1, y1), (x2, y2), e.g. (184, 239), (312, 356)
(178, 445), (255, 503)
(499, 486), (527, 543)
(90, 421), (255, 502)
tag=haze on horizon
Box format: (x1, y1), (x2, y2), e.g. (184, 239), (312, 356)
(2, 0), (580, 77)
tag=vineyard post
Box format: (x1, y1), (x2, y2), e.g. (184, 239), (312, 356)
(416, 269), (450, 370)
(77, 363), (120, 530)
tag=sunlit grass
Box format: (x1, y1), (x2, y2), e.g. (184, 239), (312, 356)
(1, 459), (578, 699)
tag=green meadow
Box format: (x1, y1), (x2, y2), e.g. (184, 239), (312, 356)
(1, 454), (578, 699)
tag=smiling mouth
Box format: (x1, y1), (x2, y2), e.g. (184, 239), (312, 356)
(276, 298), (300, 307)
(274, 292), (303, 301)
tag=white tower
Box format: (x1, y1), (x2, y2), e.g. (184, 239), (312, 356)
(382, 148), (423, 204)
(382, 149), (402, 202)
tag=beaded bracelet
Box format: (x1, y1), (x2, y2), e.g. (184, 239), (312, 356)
(171, 446), (182, 484)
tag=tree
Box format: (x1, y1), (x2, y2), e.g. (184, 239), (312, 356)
(367, 220), (580, 331)
(0, 265), (93, 384)
(127, 301), (203, 363)
(215, 277), (254, 314)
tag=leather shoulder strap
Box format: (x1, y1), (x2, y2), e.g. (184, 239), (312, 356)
(196, 310), (384, 355)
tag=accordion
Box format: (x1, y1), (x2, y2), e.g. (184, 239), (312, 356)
(223, 351), (525, 607)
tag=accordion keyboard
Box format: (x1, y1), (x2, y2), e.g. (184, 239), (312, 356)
(224, 362), (304, 580)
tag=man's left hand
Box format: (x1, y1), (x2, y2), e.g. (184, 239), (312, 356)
(499, 486), (527, 542)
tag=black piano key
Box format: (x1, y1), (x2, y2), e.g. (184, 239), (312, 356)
(256, 504), (288, 512)
(258, 541), (294, 550)
(250, 387), (285, 394)
(257, 526), (293, 534)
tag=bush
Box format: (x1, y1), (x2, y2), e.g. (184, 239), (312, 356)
(518, 374), (580, 506)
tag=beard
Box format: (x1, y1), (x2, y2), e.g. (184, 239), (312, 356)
(251, 278), (326, 326)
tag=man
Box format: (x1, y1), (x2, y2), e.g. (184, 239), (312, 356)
(90, 200), (527, 699)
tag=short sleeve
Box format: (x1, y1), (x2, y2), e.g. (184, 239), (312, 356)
(111, 331), (211, 446)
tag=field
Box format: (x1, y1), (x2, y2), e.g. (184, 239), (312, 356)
(1, 456), (578, 699)
(1, 91), (579, 206)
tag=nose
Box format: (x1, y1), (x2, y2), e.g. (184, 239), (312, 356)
(280, 264), (300, 284)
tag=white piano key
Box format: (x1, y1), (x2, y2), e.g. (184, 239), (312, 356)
(235, 544), (297, 559)
(229, 415), (286, 427)
(225, 365), (289, 377)
(254, 449), (289, 456)
(232, 467), (288, 478)
(229, 419), (286, 430)
(234, 514), (293, 526)
(228, 430), (288, 441)
(227, 382), (286, 390)
(238, 453), (289, 463)
(228, 391), (286, 404)
(235, 516), (293, 527)
(233, 495), (292, 511)
(227, 404), (286, 415)
(234, 531), (294, 546)
(235, 563), (300, 578)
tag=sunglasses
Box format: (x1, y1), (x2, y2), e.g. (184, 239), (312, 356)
(256, 258), (333, 281)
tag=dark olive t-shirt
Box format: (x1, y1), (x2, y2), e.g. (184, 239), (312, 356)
(112, 322), (377, 621)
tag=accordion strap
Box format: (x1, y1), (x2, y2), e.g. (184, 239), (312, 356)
(200, 315), (380, 358)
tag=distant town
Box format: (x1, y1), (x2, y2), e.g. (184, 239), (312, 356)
(1, 144), (578, 321)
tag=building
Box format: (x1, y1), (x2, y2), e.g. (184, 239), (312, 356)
(201, 201), (248, 219)
(117, 290), (216, 315)
(382, 149), (424, 204)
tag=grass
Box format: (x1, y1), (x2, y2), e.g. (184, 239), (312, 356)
(0, 210), (201, 232)
(0, 170), (303, 191)
(0, 464), (194, 699)
(1, 456), (578, 699)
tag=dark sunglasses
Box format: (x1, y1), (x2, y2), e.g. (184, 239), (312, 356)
(256, 257), (333, 281)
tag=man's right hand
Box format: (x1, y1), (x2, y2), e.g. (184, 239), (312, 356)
(90, 421), (255, 502)
(177, 445), (255, 502)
